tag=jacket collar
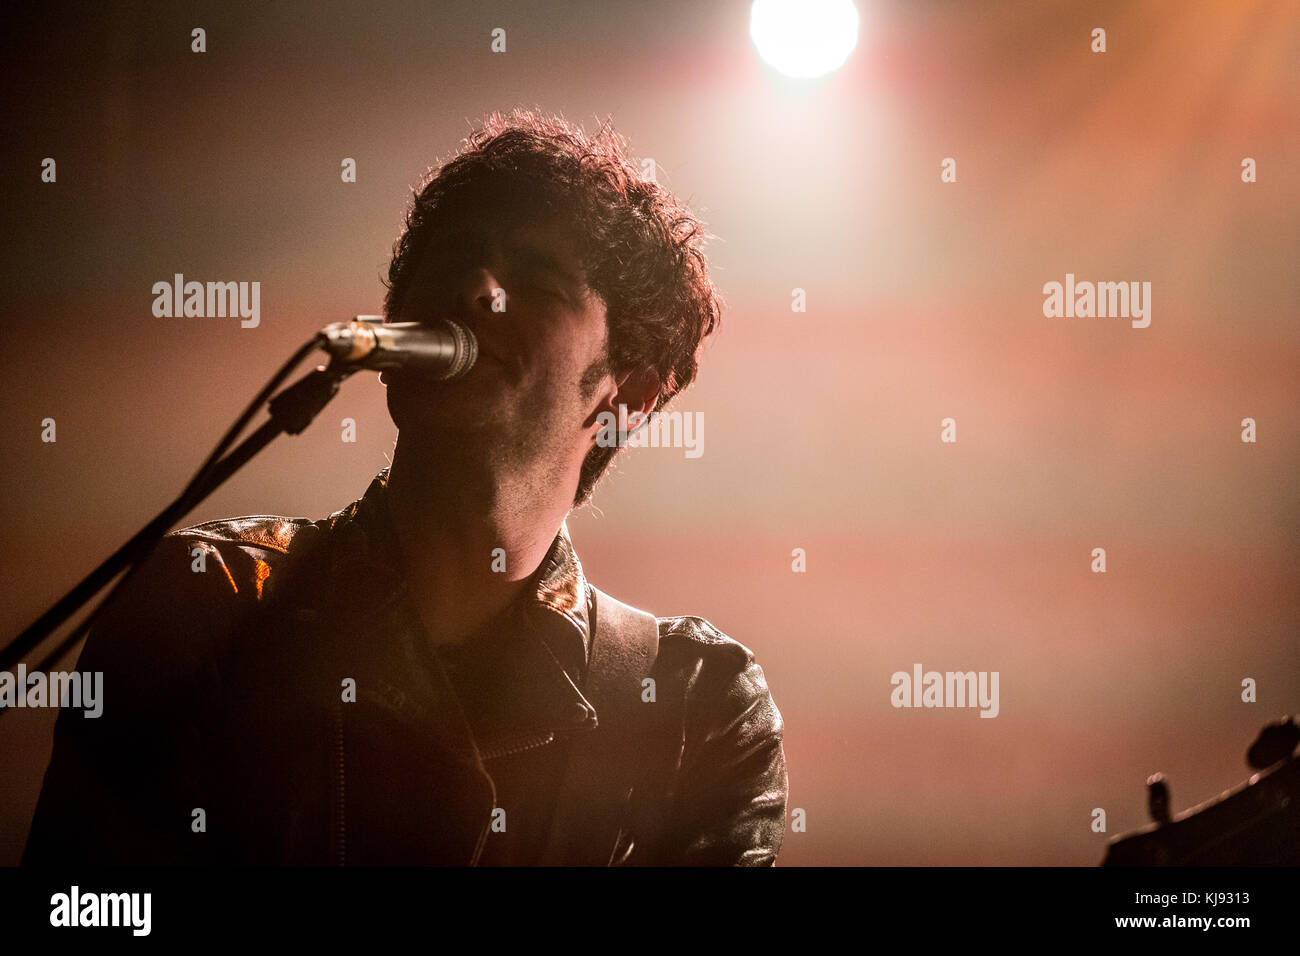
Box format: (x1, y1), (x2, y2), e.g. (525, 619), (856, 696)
(319, 468), (597, 749)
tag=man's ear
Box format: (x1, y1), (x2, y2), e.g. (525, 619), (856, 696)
(610, 366), (661, 424)
(586, 364), (660, 436)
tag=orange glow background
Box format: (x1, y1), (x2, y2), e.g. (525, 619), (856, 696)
(1, 0), (1296, 864)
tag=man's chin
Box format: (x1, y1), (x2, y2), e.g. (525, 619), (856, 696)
(385, 381), (508, 435)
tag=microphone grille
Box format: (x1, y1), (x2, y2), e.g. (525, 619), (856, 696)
(440, 318), (478, 380)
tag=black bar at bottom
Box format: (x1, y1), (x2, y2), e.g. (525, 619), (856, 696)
(0, 865), (1286, 942)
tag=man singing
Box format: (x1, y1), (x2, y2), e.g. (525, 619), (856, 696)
(24, 109), (788, 866)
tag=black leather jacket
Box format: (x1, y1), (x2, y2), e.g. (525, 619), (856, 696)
(24, 469), (788, 866)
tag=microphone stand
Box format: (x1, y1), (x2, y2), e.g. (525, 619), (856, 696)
(0, 357), (357, 694)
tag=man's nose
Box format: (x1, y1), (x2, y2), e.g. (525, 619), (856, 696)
(452, 266), (505, 319)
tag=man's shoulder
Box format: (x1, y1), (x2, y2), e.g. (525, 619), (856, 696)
(649, 613), (779, 722)
(62, 515), (324, 701)
(163, 514), (323, 583)
(654, 613), (758, 669)
(590, 589), (774, 710)
(167, 514), (315, 554)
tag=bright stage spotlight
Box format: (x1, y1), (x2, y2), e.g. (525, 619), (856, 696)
(750, 0), (860, 79)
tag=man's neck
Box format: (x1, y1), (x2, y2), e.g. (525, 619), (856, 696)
(383, 439), (575, 648)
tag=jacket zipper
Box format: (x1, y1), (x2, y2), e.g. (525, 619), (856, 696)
(469, 729), (557, 865)
(477, 729), (555, 761)
(332, 697), (346, 866)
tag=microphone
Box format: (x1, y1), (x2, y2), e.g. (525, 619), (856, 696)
(317, 317), (478, 379)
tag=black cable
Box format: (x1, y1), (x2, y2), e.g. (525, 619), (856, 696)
(179, 335), (326, 503)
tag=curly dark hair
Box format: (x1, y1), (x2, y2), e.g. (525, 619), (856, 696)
(382, 107), (723, 508)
